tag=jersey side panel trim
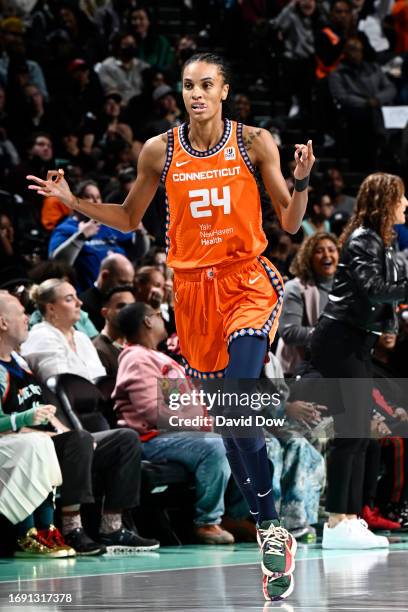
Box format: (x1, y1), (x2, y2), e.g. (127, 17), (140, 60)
(236, 122), (256, 174)
(160, 129), (175, 184)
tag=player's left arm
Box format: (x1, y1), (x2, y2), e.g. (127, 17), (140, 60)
(244, 126), (315, 234)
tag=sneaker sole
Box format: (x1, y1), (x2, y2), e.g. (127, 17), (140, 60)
(263, 574), (295, 601)
(14, 551), (68, 558)
(322, 541), (389, 549)
(74, 548), (106, 556)
(261, 537), (298, 577)
(104, 544), (160, 554)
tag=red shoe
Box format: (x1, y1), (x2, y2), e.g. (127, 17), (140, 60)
(37, 525), (76, 556)
(361, 505), (401, 531)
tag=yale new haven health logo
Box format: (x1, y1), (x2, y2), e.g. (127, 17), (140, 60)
(224, 146), (236, 161)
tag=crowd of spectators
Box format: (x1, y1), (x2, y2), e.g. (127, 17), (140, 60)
(1, 0), (408, 557)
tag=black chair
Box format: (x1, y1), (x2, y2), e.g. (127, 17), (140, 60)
(46, 374), (194, 543)
(46, 374), (110, 432)
(93, 375), (117, 428)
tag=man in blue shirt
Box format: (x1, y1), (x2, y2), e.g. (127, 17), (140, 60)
(48, 180), (149, 291)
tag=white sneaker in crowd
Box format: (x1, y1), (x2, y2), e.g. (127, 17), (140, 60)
(322, 518), (389, 549)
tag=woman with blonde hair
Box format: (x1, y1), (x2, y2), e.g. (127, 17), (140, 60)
(277, 231), (339, 375)
(311, 173), (408, 549)
(21, 278), (106, 383)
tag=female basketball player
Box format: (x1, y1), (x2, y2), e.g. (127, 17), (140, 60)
(27, 53), (315, 601)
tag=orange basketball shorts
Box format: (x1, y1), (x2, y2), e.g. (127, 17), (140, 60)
(173, 255), (284, 378)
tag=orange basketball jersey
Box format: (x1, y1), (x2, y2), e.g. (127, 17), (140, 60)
(161, 119), (268, 270)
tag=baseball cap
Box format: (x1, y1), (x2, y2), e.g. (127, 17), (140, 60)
(67, 58), (89, 73)
(104, 90), (122, 103)
(152, 84), (173, 102)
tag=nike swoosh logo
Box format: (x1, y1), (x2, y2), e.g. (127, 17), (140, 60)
(248, 274), (262, 285)
(176, 161), (190, 167)
(257, 489), (272, 498)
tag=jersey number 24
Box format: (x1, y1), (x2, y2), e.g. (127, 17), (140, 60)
(189, 187), (231, 218)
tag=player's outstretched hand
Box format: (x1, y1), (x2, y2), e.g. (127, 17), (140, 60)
(26, 169), (74, 206)
(294, 140), (315, 179)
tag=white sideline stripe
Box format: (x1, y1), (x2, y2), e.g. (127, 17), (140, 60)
(0, 549), (406, 584)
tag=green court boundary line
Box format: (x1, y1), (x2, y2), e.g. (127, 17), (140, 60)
(1, 549), (406, 585)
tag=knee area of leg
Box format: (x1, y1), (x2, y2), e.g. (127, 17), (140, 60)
(71, 429), (94, 452)
(116, 427), (141, 448)
(201, 437), (228, 461)
(234, 436), (265, 454)
(222, 437), (237, 454)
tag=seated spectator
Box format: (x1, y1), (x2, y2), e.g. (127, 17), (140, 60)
(0, 17), (48, 98)
(263, 352), (326, 538)
(8, 84), (55, 151)
(28, 260), (98, 338)
(143, 84), (182, 139)
(105, 166), (137, 203)
(370, 332), (408, 529)
(329, 209), (350, 238)
(40, 164), (82, 232)
(6, 132), (55, 211)
(21, 279), (106, 382)
(315, 0), (375, 80)
(232, 92), (256, 125)
(93, 91), (135, 146)
(325, 167), (356, 214)
(277, 232), (339, 375)
(128, 6), (175, 72)
(0, 290), (159, 554)
(40, 195), (71, 232)
(57, 129), (96, 173)
(93, 285), (135, 377)
(390, 307), (408, 378)
(54, 2), (106, 65)
(48, 180), (148, 291)
(80, 253), (135, 331)
(92, 0), (133, 42)
(58, 57), (105, 136)
(134, 265), (175, 334)
(0, 210), (18, 268)
(166, 35), (197, 92)
(134, 265), (166, 308)
(270, 0), (324, 115)
(113, 302), (235, 545)
(263, 227), (295, 278)
(0, 426), (73, 558)
(328, 36), (396, 168)
(96, 32), (150, 104)
(0, 87), (20, 180)
(392, 0), (408, 54)
(301, 192), (334, 237)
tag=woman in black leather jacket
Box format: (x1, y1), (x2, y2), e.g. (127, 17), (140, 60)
(311, 172), (408, 549)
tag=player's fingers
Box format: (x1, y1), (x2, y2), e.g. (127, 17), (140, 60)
(47, 169), (64, 183)
(26, 174), (47, 186)
(307, 139), (313, 154)
(28, 185), (46, 191)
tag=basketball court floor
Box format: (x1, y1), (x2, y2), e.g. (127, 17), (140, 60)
(0, 535), (407, 611)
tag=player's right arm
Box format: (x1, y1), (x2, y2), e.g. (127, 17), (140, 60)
(27, 135), (167, 233)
